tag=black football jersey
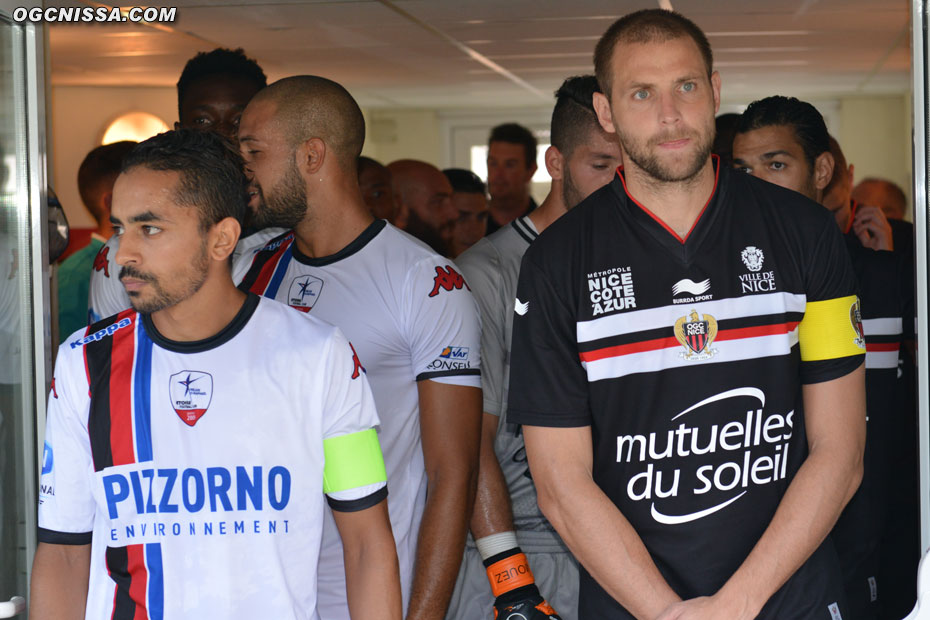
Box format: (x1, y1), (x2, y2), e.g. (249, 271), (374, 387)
(508, 162), (864, 619)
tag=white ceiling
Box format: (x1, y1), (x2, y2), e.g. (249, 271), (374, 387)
(48, 0), (912, 108)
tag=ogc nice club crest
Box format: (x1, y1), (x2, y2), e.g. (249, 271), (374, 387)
(674, 309), (718, 361)
(169, 371), (213, 427)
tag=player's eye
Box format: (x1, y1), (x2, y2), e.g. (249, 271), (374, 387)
(193, 117), (212, 126)
(680, 81), (696, 93)
(735, 165), (752, 174)
(633, 89), (649, 100)
(142, 225), (162, 236)
(112, 225), (124, 237)
(769, 161), (786, 171)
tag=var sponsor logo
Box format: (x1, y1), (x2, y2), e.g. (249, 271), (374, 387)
(427, 346), (471, 371)
(615, 387), (794, 525)
(586, 266), (635, 316)
(99, 463), (293, 545)
(169, 371), (213, 426)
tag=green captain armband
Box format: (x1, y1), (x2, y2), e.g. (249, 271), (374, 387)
(322, 428), (387, 494)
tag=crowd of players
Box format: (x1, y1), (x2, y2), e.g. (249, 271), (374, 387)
(37, 8), (918, 620)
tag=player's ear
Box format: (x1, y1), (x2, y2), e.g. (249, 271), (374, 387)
(545, 145), (564, 181)
(813, 151), (835, 192)
(593, 92), (616, 135)
(296, 137), (326, 177)
(208, 216), (241, 262)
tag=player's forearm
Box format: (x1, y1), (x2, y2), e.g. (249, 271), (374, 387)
(29, 542), (90, 620)
(343, 526), (403, 620)
(470, 412), (515, 538)
(536, 473), (680, 619)
(714, 440), (863, 619)
(406, 469), (478, 620)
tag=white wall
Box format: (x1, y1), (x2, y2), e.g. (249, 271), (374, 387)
(50, 85), (175, 229)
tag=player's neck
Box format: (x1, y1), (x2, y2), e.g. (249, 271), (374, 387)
(529, 185), (567, 233)
(150, 273), (246, 342)
(623, 158), (716, 239)
(833, 200), (852, 233)
(292, 186), (375, 259)
(489, 192), (530, 225)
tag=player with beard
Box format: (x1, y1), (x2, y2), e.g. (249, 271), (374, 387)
(508, 10), (866, 620)
(446, 74), (620, 620)
(89, 48), (276, 322)
(732, 98), (913, 620)
(235, 76), (482, 620)
(388, 159), (458, 256)
(31, 129), (401, 620)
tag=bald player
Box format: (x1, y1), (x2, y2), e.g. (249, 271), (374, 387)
(853, 178), (908, 222)
(447, 75), (621, 620)
(853, 177), (914, 259)
(236, 76), (482, 620)
(389, 159), (458, 256)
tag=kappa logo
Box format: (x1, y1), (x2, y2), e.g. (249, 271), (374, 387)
(674, 309), (718, 360)
(288, 274), (323, 311)
(672, 278), (710, 297)
(850, 299), (866, 350)
(740, 246), (764, 272)
(169, 371), (213, 427)
(69, 317), (132, 349)
(428, 265), (470, 298)
(514, 298), (529, 316)
(349, 342), (365, 380)
(93, 245), (110, 278)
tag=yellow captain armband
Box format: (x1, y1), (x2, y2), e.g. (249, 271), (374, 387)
(798, 295), (866, 362)
(322, 429), (387, 494)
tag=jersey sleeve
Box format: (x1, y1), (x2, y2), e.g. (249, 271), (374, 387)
(38, 344), (96, 544)
(88, 236), (130, 322)
(507, 253), (590, 427)
(456, 244), (506, 416)
(403, 256), (481, 387)
(319, 328), (388, 512)
(797, 217), (867, 383)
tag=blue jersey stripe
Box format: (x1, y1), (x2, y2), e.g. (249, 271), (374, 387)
(145, 543), (165, 620)
(133, 323), (154, 462)
(265, 245), (293, 299)
(133, 323), (163, 618)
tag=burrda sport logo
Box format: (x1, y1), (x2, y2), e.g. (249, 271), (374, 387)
(616, 387), (794, 525)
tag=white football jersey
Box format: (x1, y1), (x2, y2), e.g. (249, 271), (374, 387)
(236, 220), (481, 617)
(89, 228), (285, 322)
(39, 295), (386, 620)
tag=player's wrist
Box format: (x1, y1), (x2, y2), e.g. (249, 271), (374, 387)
(714, 581), (760, 620)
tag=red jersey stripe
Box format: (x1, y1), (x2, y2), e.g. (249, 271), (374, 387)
(579, 321), (800, 363)
(108, 318), (136, 467)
